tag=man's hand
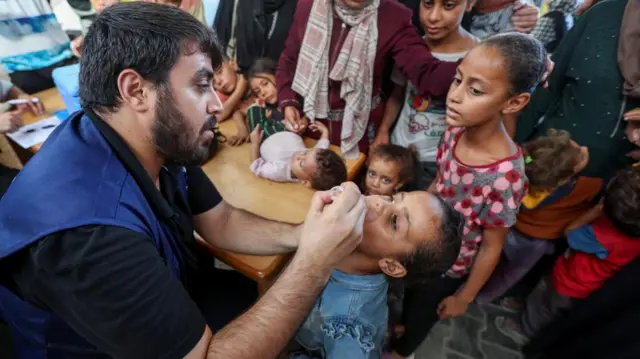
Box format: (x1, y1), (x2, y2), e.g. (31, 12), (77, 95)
(576, 0), (599, 16)
(437, 295), (470, 319)
(309, 121), (329, 140)
(0, 109), (24, 134)
(512, 1), (539, 33)
(284, 106), (307, 134)
(297, 182), (366, 270)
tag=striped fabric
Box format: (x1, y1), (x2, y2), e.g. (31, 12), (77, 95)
(247, 105), (287, 139)
(291, 0), (379, 159)
(0, 0), (73, 73)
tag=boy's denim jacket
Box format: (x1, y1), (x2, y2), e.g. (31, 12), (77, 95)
(293, 269), (388, 359)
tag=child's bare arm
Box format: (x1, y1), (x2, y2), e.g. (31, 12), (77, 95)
(309, 121), (329, 141)
(229, 110), (249, 146)
(250, 125), (264, 162)
(218, 75), (248, 121)
(427, 172), (439, 192)
(564, 200), (604, 237)
(438, 227), (507, 319)
(372, 84), (404, 150)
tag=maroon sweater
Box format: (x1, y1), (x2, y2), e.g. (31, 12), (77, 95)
(276, 0), (458, 153)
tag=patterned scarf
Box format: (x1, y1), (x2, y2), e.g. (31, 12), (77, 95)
(618, 0), (640, 98)
(292, 0), (379, 158)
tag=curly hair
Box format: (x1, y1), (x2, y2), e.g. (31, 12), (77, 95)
(309, 149), (348, 190)
(371, 144), (420, 186)
(522, 129), (582, 195)
(604, 166), (640, 238)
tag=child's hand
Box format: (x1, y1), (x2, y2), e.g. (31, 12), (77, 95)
(284, 106), (307, 134)
(234, 74), (248, 95)
(437, 295), (469, 319)
(229, 127), (250, 146)
(250, 124), (264, 146)
(309, 121), (329, 138)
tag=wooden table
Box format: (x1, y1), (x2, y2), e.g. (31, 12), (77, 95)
(12, 88), (367, 293)
(200, 119), (365, 292)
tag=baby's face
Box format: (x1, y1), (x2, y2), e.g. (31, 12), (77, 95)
(291, 149), (319, 181)
(213, 61), (238, 94)
(365, 157), (403, 196)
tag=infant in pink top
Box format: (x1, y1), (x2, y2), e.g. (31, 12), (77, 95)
(249, 121), (347, 190)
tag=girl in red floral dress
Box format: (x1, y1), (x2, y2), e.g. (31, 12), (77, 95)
(388, 33), (547, 359)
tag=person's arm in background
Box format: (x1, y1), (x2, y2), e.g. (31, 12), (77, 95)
(511, 1), (540, 33)
(438, 227), (508, 318)
(276, 0), (311, 133)
(389, 6), (458, 98)
(514, 9), (589, 143)
(309, 121), (331, 149)
(372, 67), (406, 152)
(564, 200), (603, 236)
(2, 80), (45, 115)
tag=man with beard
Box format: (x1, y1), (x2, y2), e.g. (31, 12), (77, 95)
(0, 3), (366, 359)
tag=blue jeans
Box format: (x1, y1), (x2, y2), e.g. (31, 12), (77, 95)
(293, 270), (388, 359)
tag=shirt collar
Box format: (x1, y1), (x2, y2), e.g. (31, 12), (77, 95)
(84, 108), (176, 221)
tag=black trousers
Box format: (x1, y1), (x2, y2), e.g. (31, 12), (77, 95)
(8, 57), (77, 95)
(392, 275), (466, 356)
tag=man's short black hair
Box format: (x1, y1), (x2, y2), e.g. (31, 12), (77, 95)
(399, 195), (464, 286)
(604, 166), (640, 238)
(79, 2), (222, 114)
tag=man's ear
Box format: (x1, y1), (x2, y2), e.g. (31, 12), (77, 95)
(301, 180), (312, 188)
(116, 68), (152, 113)
(379, 258), (407, 279)
(501, 93), (531, 116)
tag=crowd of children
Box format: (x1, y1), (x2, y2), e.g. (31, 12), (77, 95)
(2, 0), (639, 358)
(201, 0), (640, 357)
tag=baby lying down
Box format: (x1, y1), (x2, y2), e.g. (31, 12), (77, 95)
(248, 106), (347, 190)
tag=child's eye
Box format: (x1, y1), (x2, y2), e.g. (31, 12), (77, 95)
(368, 170), (376, 177)
(453, 77), (462, 85)
(391, 214), (398, 230)
(422, 0), (434, 7)
(382, 177), (391, 184)
(470, 87), (483, 96)
(444, 1), (456, 9)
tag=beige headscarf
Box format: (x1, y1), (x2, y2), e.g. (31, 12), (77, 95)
(618, 0), (640, 98)
(292, 0), (380, 158)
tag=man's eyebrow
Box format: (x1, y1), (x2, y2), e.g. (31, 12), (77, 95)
(193, 68), (214, 80)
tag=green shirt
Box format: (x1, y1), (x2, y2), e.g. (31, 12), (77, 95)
(516, 0), (637, 179)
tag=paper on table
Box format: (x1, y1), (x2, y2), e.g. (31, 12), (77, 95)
(6, 116), (60, 149)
